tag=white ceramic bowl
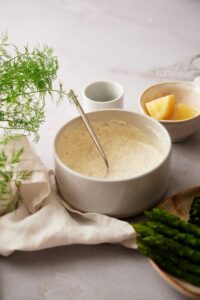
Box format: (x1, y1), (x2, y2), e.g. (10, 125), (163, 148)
(53, 110), (171, 217)
(140, 80), (200, 142)
(83, 80), (124, 112)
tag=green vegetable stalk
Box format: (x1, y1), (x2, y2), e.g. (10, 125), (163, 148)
(145, 208), (200, 237)
(138, 243), (200, 287)
(133, 208), (200, 287)
(135, 221), (200, 248)
(138, 234), (200, 263)
(189, 195), (200, 226)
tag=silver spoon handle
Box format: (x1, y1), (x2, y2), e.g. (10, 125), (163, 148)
(76, 102), (109, 171)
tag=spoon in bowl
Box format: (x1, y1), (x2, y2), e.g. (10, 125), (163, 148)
(66, 90), (109, 174)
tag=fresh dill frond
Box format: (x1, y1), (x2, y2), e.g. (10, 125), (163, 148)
(0, 147), (32, 215)
(66, 89), (80, 107)
(0, 35), (64, 141)
(0, 34), (67, 213)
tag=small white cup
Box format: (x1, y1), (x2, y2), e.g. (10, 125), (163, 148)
(83, 80), (124, 112)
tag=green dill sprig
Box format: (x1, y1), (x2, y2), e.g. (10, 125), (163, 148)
(0, 147), (32, 215)
(66, 89), (80, 107)
(0, 134), (22, 145)
(0, 34), (84, 215)
(0, 34), (65, 142)
(0, 34), (69, 213)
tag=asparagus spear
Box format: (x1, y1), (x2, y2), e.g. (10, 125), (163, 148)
(134, 223), (154, 236)
(133, 208), (200, 287)
(134, 224), (200, 275)
(189, 195), (200, 226)
(145, 208), (200, 237)
(138, 242), (200, 287)
(139, 221), (200, 249)
(138, 234), (200, 263)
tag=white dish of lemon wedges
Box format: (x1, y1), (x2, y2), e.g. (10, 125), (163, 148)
(140, 79), (200, 142)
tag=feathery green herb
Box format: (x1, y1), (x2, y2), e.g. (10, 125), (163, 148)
(0, 34), (82, 215)
(0, 147), (31, 215)
(0, 34), (71, 214)
(0, 33), (66, 141)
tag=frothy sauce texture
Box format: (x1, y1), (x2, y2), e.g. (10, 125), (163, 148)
(56, 119), (165, 179)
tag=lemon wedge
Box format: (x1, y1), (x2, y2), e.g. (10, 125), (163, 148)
(171, 102), (199, 120)
(146, 95), (174, 120)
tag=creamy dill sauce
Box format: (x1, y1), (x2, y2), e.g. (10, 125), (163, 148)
(56, 119), (164, 179)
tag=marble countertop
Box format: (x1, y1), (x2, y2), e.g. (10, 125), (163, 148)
(0, 0), (200, 299)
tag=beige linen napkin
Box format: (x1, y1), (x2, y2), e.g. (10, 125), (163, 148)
(0, 137), (136, 256)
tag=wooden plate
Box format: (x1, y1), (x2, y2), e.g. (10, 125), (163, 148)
(150, 186), (200, 299)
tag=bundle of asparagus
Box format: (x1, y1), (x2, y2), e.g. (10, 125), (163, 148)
(133, 208), (200, 287)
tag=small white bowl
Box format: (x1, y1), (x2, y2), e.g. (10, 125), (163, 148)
(53, 110), (171, 217)
(140, 79), (200, 142)
(83, 80), (124, 112)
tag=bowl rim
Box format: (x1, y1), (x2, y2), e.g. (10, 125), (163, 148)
(53, 109), (172, 183)
(139, 80), (200, 124)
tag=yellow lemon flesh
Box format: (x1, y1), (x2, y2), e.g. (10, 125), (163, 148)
(171, 103), (199, 120)
(146, 95), (174, 120)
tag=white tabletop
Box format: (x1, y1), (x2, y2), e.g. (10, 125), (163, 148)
(0, 0), (200, 299)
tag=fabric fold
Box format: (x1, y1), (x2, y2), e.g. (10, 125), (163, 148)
(0, 137), (136, 256)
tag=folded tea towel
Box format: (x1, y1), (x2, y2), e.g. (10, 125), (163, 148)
(0, 137), (136, 256)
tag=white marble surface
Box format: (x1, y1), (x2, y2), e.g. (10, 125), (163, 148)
(0, 0), (200, 299)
